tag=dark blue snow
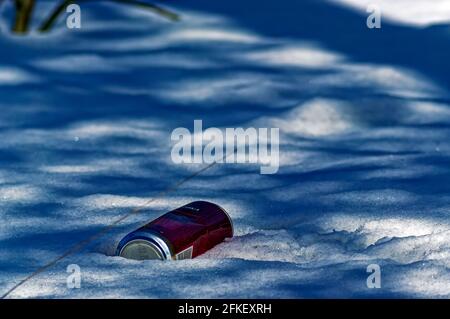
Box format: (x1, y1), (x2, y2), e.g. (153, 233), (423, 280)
(1, 0), (450, 298)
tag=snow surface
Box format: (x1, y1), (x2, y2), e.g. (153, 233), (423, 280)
(330, 0), (450, 26)
(1, 0), (450, 298)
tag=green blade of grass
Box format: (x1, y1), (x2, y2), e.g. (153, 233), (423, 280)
(13, 0), (36, 33)
(112, 0), (180, 21)
(38, 0), (79, 32)
(38, 0), (179, 33)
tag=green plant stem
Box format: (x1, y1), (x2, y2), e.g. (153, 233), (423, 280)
(112, 0), (180, 21)
(38, 0), (179, 33)
(38, 0), (79, 32)
(13, 0), (35, 33)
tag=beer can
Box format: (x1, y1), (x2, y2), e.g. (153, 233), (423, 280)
(116, 201), (233, 260)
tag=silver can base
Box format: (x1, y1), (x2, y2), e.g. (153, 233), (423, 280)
(119, 239), (164, 261)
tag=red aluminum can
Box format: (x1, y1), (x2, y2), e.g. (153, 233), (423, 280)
(116, 201), (233, 260)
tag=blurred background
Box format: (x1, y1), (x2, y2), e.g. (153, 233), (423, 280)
(1, 0), (450, 298)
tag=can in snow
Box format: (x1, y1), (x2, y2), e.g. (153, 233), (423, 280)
(116, 201), (233, 260)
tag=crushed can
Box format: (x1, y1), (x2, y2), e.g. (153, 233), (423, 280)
(116, 201), (233, 260)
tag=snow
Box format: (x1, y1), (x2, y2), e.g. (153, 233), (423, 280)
(329, 0), (450, 26)
(0, 67), (37, 85)
(1, 0), (450, 298)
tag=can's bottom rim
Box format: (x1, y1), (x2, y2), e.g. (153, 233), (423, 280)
(212, 202), (234, 238)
